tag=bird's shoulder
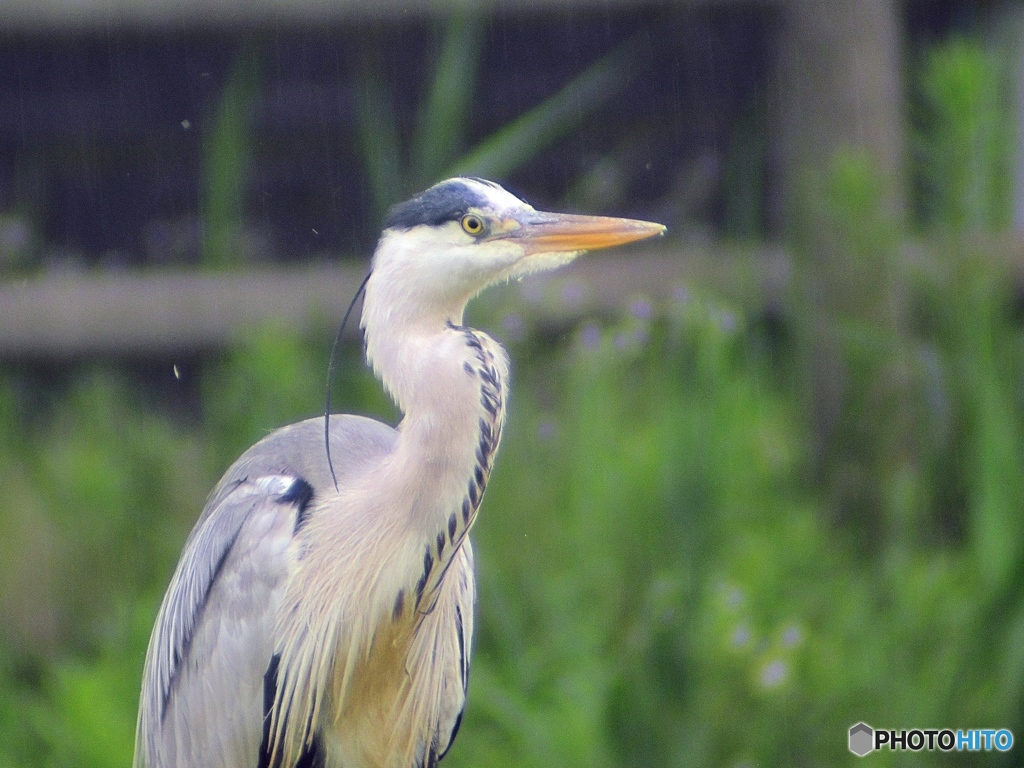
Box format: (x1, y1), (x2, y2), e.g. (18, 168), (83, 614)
(209, 414), (399, 511)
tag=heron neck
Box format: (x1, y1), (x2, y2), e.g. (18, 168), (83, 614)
(361, 291), (507, 609)
(362, 299), (505, 458)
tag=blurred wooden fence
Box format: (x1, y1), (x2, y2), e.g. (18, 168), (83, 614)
(0, 247), (789, 357)
(5, 0), (769, 29)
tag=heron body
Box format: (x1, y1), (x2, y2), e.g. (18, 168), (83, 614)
(135, 178), (664, 768)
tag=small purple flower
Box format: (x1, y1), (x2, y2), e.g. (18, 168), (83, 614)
(627, 297), (653, 321)
(580, 324), (601, 350)
(782, 625), (802, 648)
(731, 623), (751, 649)
(536, 419), (557, 441)
(520, 281), (545, 305)
(561, 280), (587, 307)
(501, 312), (526, 342)
(717, 310), (738, 333)
(672, 284), (691, 305)
(760, 659), (788, 688)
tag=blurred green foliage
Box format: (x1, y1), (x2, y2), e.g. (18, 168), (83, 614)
(2, 257), (1023, 766)
(2, 27), (1024, 768)
(913, 35), (1014, 232)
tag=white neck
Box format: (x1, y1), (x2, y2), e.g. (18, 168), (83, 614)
(360, 262), (509, 611)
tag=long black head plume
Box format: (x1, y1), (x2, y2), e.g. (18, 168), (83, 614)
(325, 270), (372, 492)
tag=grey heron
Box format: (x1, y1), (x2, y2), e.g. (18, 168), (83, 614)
(134, 177), (665, 768)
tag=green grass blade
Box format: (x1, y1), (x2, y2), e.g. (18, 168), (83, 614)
(352, 62), (405, 224)
(201, 43), (261, 269)
(449, 36), (641, 181)
(410, 8), (487, 187)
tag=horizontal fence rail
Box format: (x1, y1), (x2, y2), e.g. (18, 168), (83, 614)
(3, 0), (761, 31)
(0, 247), (786, 359)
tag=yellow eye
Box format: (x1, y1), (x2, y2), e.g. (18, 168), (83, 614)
(461, 214), (485, 236)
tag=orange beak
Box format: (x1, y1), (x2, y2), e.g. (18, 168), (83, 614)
(502, 211), (666, 254)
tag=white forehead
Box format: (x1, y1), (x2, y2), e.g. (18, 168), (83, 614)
(457, 178), (534, 213)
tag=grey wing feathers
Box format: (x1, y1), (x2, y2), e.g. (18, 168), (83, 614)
(135, 415), (398, 768)
(135, 473), (301, 768)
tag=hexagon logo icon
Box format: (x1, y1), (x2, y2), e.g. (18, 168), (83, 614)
(849, 722), (874, 756)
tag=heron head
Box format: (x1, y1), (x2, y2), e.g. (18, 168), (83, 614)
(372, 177), (665, 309)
